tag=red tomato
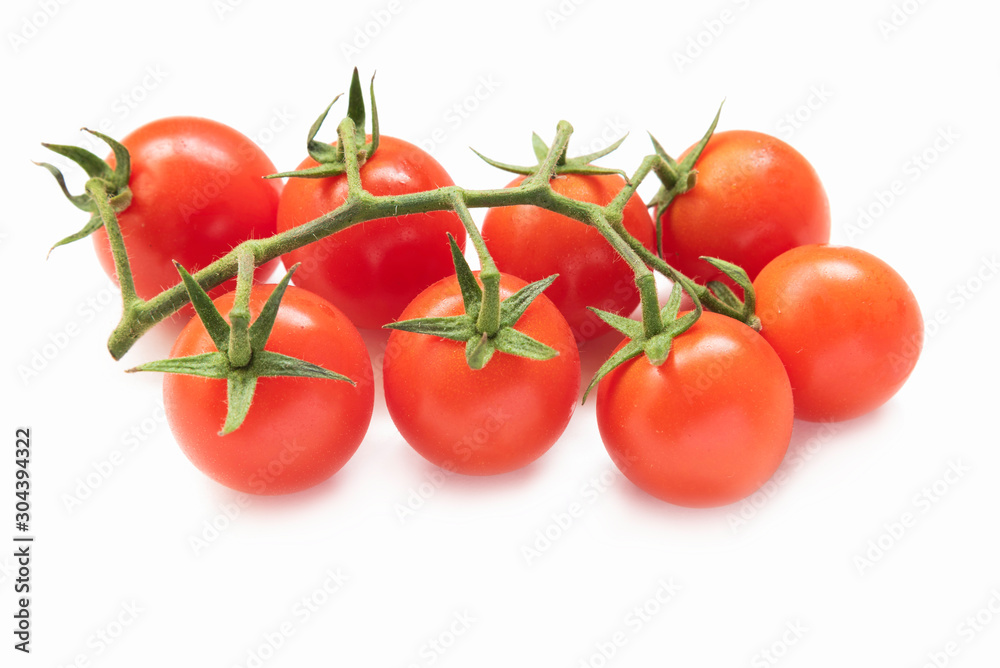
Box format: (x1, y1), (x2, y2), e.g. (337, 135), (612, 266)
(94, 117), (281, 302)
(753, 245), (923, 422)
(597, 312), (793, 507)
(383, 274), (580, 476)
(276, 135), (466, 329)
(660, 130), (830, 283)
(164, 286), (374, 495)
(482, 173), (656, 342)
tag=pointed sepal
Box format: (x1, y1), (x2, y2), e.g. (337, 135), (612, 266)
(700, 256), (759, 329)
(175, 262), (231, 353)
(498, 274), (558, 328)
(492, 327), (558, 361)
(252, 351), (355, 384)
(249, 264), (298, 350)
(39, 130), (134, 253)
(448, 234), (482, 318)
(220, 372), (258, 435)
(126, 352), (230, 378)
(648, 104), (723, 256)
(474, 128), (628, 179)
(47, 213), (103, 257)
(268, 69), (381, 181)
(383, 315), (477, 342)
(582, 338), (645, 403)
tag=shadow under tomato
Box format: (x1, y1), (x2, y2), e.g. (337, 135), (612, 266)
(402, 445), (550, 494)
(576, 329), (627, 396)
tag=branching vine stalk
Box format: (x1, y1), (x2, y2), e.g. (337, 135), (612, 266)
(80, 116), (754, 361)
(44, 70), (757, 403)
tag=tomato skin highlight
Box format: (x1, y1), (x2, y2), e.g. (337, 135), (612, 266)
(383, 274), (581, 476)
(93, 117), (282, 302)
(753, 245), (923, 422)
(660, 130), (830, 283)
(276, 135), (466, 330)
(482, 173), (656, 342)
(164, 286), (374, 495)
(596, 312), (793, 508)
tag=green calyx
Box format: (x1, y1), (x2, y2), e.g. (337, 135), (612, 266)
(384, 234), (559, 371)
(582, 281), (703, 403)
(38, 129), (133, 256)
(472, 128), (629, 179)
(647, 103), (722, 257)
(128, 258), (354, 435)
(268, 67), (380, 180)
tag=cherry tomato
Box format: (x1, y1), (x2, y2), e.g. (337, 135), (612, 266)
(164, 286), (374, 495)
(94, 117), (282, 302)
(660, 130), (830, 283)
(276, 135), (466, 329)
(482, 173), (656, 342)
(753, 245), (923, 422)
(597, 312), (793, 507)
(383, 273), (580, 476)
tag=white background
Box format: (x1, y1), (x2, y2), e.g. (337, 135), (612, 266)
(3, 0), (999, 666)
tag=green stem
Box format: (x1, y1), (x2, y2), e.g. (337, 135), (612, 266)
(527, 121), (574, 185)
(615, 227), (743, 320)
(227, 250), (256, 367)
(449, 193), (500, 335)
(587, 210), (663, 338)
(337, 118), (365, 199)
(102, 121), (727, 359)
(607, 154), (660, 215)
(85, 179), (140, 311)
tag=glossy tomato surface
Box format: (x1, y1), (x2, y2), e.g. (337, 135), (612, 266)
(482, 173), (656, 342)
(94, 116), (281, 301)
(277, 135), (466, 329)
(660, 130), (830, 283)
(753, 245), (923, 422)
(383, 273), (580, 476)
(597, 312), (793, 507)
(164, 286), (374, 495)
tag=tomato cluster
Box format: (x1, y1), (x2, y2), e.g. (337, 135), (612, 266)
(43, 79), (923, 508)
